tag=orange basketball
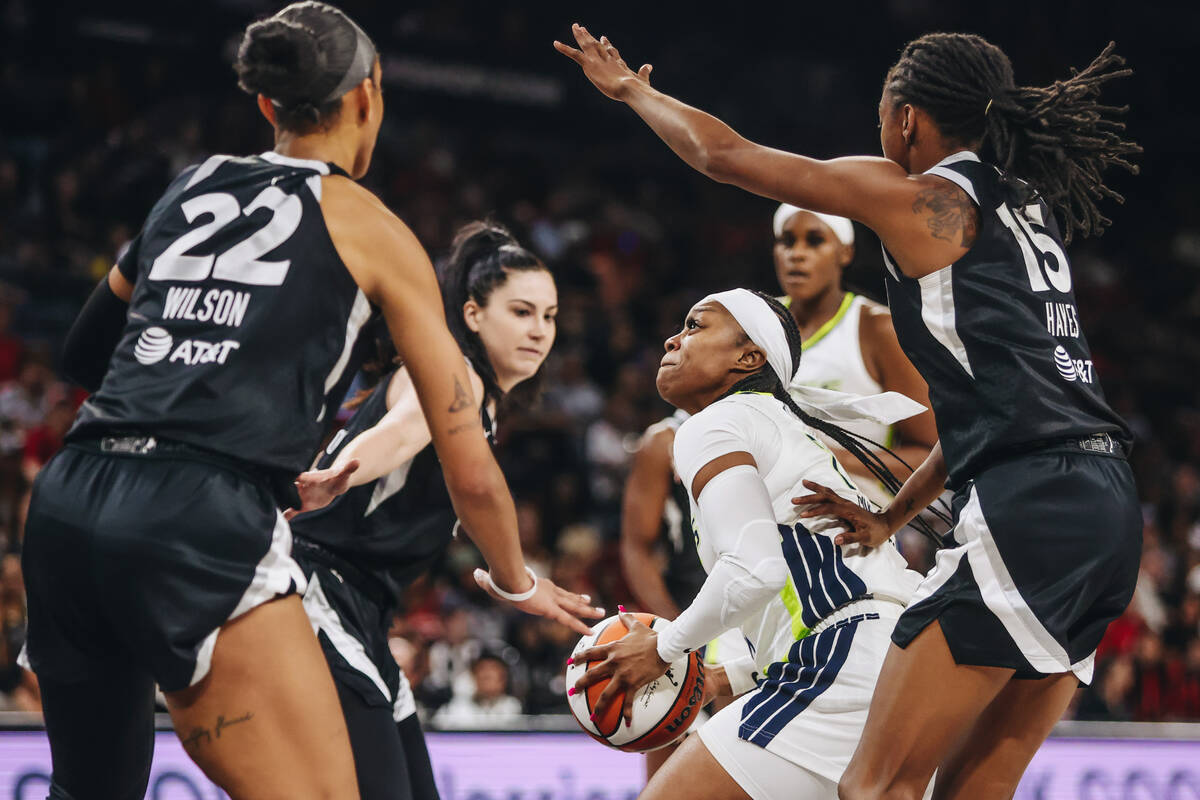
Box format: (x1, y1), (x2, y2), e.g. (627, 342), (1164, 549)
(565, 612), (706, 752)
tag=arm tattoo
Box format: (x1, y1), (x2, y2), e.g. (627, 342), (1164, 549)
(904, 498), (914, 514)
(447, 421), (477, 435)
(912, 184), (979, 247)
(448, 375), (473, 413)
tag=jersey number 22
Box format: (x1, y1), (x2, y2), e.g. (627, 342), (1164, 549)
(148, 187), (301, 286)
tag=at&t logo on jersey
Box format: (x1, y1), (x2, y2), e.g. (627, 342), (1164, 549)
(134, 327), (173, 364)
(1053, 345), (1094, 384)
(134, 327), (240, 367)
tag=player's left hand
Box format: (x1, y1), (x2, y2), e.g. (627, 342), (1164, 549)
(570, 608), (671, 728)
(553, 24), (653, 102)
(285, 458), (360, 520)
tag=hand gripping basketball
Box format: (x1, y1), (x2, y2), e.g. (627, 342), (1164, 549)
(571, 609), (673, 727)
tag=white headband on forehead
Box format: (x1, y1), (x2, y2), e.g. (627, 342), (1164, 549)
(702, 289), (795, 386)
(773, 204), (855, 247)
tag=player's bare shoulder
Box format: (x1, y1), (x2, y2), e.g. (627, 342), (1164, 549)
(319, 175), (429, 296)
(910, 173), (980, 249)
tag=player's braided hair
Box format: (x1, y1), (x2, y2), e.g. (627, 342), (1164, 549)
(236, 2), (374, 133)
(885, 33), (1141, 241)
(723, 291), (950, 546)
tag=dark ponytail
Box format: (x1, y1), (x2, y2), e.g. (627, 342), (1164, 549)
(440, 221), (553, 412)
(885, 33), (1140, 241)
(724, 292), (950, 547)
(236, 1), (376, 133)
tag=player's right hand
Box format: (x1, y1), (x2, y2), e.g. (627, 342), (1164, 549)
(791, 480), (894, 548)
(473, 568), (605, 637)
(553, 23), (653, 102)
(285, 458), (360, 520)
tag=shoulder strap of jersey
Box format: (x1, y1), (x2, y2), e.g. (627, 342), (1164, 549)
(923, 150), (992, 210)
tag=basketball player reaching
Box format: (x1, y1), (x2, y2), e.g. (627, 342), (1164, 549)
(772, 205), (935, 503)
(574, 289), (929, 799)
(558, 26), (1140, 799)
(19, 6), (594, 799)
(287, 222), (601, 800)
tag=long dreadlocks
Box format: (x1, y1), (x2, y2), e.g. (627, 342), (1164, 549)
(885, 33), (1141, 241)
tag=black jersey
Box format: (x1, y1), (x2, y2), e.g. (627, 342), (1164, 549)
(70, 152), (374, 474)
(658, 411), (707, 610)
(289, 367), (495, 605)
(882, 151), (1131, 489)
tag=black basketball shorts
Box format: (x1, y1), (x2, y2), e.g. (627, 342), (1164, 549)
(22, 442), (305, 692)
(295, 552), (415, 722)
(891, 448), (1140, 683)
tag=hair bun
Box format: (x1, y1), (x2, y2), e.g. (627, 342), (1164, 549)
(236, 17), (326, 106)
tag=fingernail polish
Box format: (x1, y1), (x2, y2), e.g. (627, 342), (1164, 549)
(625, 718), (631, 728)
(618, 604), (626, 613)
(566, 657), (575, 665)
(567, 687), (576, 696)
(589, 713), (597, 721)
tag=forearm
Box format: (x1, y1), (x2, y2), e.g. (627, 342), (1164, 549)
(619, 540), (681, 619)
(449, 461), (530, 594)
(618, 80), (744, 181)
(881, 441), (947, 533)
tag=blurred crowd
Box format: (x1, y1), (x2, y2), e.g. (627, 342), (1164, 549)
(1, 0), (1198, 725)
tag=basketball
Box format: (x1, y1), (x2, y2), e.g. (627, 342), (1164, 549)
(565, 613), (705, 752)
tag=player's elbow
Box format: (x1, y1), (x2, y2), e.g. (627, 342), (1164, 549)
(700, 134), (753, 185)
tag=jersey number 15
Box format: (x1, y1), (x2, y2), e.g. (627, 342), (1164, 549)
(148, 187), (301, 286)
(996, 203), (1072, 294)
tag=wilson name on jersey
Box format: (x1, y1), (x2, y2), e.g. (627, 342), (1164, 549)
(882, 151), (1130, 489)
(289, 368), (496, 605)
(71, 153), (374, 474)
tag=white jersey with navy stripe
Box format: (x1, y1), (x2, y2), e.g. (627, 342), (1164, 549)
(672, 392), (921, 677)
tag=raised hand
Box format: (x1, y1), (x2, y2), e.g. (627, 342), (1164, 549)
(553, 23), (652, 101)
(285, 458), (360, 520)
(569, 608), (670, 726)
(473, 567), (605, 637)
(791, 480), (895, 548)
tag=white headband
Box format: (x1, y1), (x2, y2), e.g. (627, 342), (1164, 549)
(702, 288), (795, 386)
(773, 204), (855, 247)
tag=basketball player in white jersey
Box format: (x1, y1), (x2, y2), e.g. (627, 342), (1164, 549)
(574, 289), (929, 799)
(774, 204), (936, 505)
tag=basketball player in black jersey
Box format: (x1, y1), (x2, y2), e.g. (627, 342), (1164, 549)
(20, 6), (597, 799)
(558, 27), (1140, 800)
(285, 222), (565, 800)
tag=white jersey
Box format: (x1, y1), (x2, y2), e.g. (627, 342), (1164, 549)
(673, 392), (921, 679)
(788, 293), (891, 447)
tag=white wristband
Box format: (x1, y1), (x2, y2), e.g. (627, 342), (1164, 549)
(484, 565), (538, 602)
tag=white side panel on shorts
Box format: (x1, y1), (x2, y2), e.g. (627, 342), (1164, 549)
(317, 289), (372, 422)
(393, 669), (417, 722)
(957, 486), (1094, 683)
(917, 266), (974, 378)
(189, 511), (307, 686)
(302, 574), (393, 703)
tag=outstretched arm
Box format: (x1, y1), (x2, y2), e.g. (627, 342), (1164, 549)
(554, 24), (974, 278)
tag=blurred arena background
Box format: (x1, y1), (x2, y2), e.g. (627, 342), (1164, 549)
(1, 0), (1198, 796)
